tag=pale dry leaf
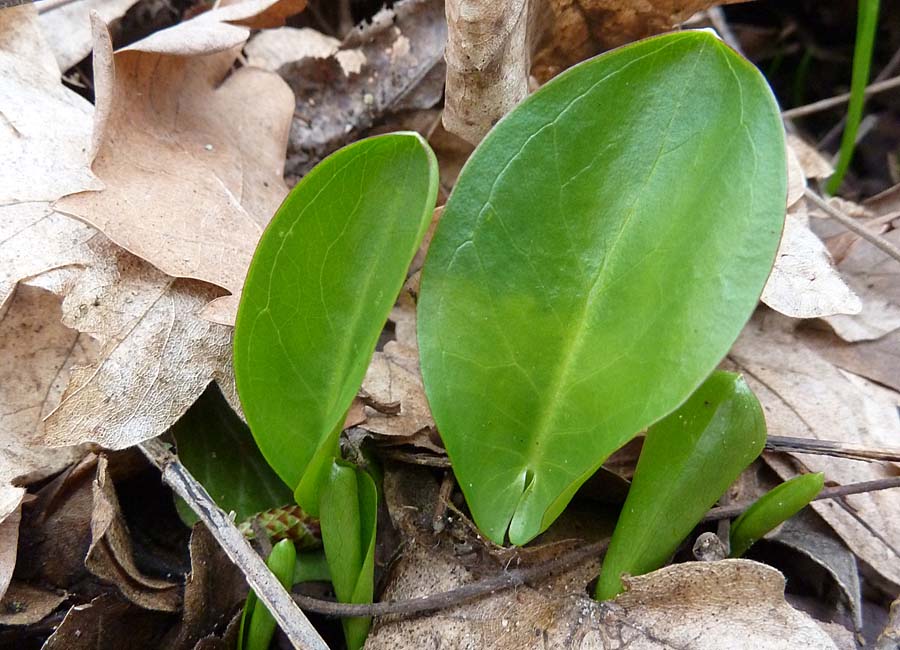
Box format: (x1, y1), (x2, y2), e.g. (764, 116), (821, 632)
(0, 202), (95, 310)
(86, 456), (180, 612)
(761, 211), (862, 318)
(35, 0), (141, 70)
(38, 238), (236, 450)
(0, 488), (23, 601)
(55, 1), (299, 325)
(786, 138), (806, 208)
(361, 342), (432, 438)
(283, 0), (447, 177)
(0, 3), (101, 204)
(244, 26), (339, 70)
(728, 311), (900, 589)
(802, 324), (900, 394)
(0, 284), (95, 491)
(821, 229), (900, 342)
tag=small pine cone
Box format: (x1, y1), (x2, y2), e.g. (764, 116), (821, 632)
(238, 504), (322, 549)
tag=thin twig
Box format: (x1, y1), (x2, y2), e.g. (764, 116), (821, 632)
(139, 439), (329, 650)
(33, 0), (82, 14)
(804, 188), (900, 264)
(704, 476), (900, 521)
(782, 74), (900, 119)
(766, 434), (900, 463)
(292, 540), (607, 618)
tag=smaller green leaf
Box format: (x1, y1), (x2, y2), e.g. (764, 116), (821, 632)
(595, 371), (766, 601)
(233, 132), (439, 516)
(730, 472), (825, 558)
(171, 385), (293, 526)
(319, 460), (377, 650)
(238, 539), (297, 650)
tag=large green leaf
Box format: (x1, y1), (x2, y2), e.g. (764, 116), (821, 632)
(595, 371), (766, 600)
(234, 133), (439, 514)
(418, 31), (786, 545)
(171, 384), (293, 526)
(319, 460), (377, 650)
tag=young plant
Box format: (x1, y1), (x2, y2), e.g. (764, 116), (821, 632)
(238, 539), (297, 650)
(730, 472), (825, 557)
(232, 132), (438, 649)
(594, 371), (766, 600)
(417, 30), (787, 546)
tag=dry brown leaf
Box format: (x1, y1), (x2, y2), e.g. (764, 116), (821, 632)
(802, 324), (900, 394)
(35, 0), (142, 70)
(820, 229), (900, 342)
(0, 581), (67, 626)
(55, 0), (300, 325)
(761, 210), (862, 318)
(283, 0), (447, 178)
(38, 238), (236, 450)
(0, 4), (101, 204)
(361, 342), (432, 437)
(244, 26), (339, 70)
(43, 593), (173, 650)
(85, 455), (180, 612)
(728, 311), (900, 589)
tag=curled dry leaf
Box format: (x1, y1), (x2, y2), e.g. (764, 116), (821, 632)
(55, 0), (302, 326)
(85, 456), (180, 612)
(729, 312), (900, 589)
(0, 581), (67, 626)
(38, 238), (236, 450)
(786, 133), (834, 181)
(0, 4), (101, 205)
(283, 0), (447, 178)
(35, 0), (142, 70)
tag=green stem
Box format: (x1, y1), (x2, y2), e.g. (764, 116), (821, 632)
(826, 0), (880, 194)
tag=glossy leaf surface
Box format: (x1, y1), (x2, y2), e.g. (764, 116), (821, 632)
(171, 385), (293, 527)
(320, 461), (377, 650)
(595, 372), (766, 600)
(234, 133), (438, 514)
(418, 31), (786, 545)
(238, 538), (297, 650)
(730, 472), (825, 557)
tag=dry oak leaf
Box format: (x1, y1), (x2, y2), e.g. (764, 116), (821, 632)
(0, 487), (23, 601)
(38, 237), (236, 450)
(244, 26), (340, 70)
(0, 3), (101, 205)
(54, 0), (302, 326)
(35, 0), (142, 70)
(729, 311), (900, 589)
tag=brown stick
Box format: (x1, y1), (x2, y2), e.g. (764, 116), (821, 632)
(804, 188), (900, 265)
(766, 434), (900, 463)
(782, 74), (900, 119)
(704, 476), (900, 521)
(293, 540), (607, 618)
(139, 439), (329, 650)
